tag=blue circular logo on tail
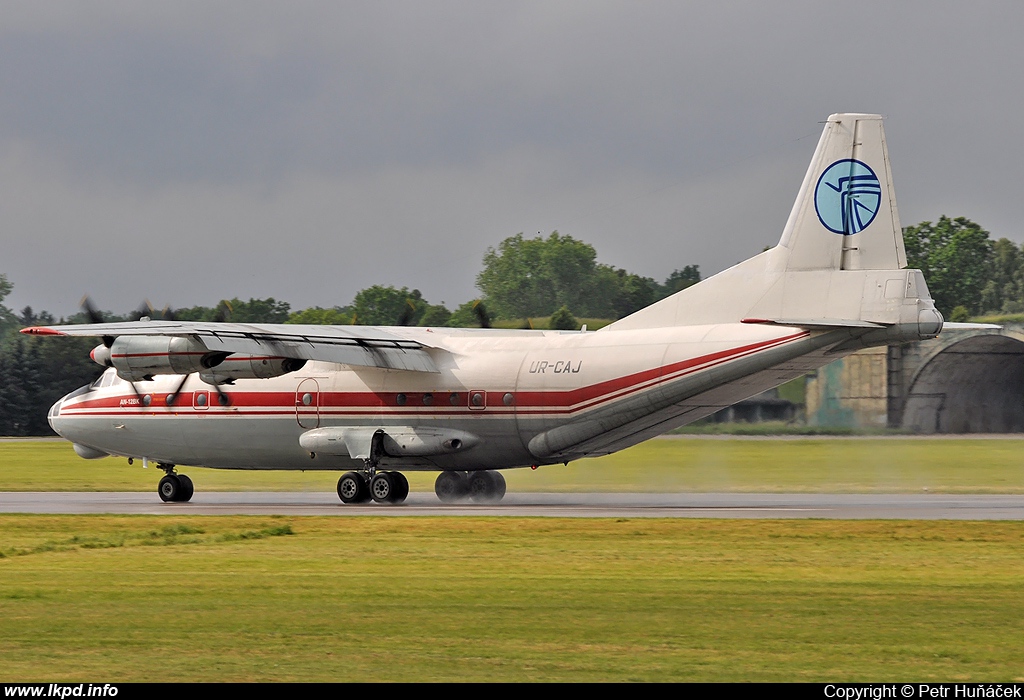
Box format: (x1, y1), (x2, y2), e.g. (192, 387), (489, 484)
(814, 159), (881, 235)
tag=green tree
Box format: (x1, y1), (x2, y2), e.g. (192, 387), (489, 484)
(477, 232), (603, 318)
(548, 305), (579, 330)
(477, 232), (703, 320)
(0, 274), (17, 335)
(0, 338), (42, 435)
(446, 300), (488, 327)
(903, 217), (994, 316)
(352, 286), (425, 326)
(225, 298), (291, 323)
(979, 238), (1024, 314)
(417, 304), (452, 327)
(174, 298), (290, 323)
(287, 307), (352, 325)
(661, 265), (702, 296)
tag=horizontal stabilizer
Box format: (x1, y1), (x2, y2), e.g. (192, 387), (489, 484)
(941, 322), (1001, 330)
(741, 318), (886, 329)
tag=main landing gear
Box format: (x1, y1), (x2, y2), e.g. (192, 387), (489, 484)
(336, 429), (411, 505)
(435, 470), (506, 504)
(337, 470), (410, 505)
(157, 465), (194, 503)
(332, 432), (506, 506)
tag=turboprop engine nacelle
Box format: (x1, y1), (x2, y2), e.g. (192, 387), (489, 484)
(199, 356), (307, 385)
(93, 336), (228, 382)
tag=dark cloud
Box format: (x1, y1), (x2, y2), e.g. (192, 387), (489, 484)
(1, 1), (1021, 316)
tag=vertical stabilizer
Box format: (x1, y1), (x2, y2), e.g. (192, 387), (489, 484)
(603, 113), (940, 337)
(779, 113), (906, 271)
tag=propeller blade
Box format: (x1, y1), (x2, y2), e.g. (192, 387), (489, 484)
(166, 373), (190, 406)
(213, 383), (231, 407)
(213, 300), (232, 323)
(473, 300), (492, 329)
(126, 377), (144, 401)
(397, 299), (417, 326)
(80, 296), (115, 348)
(80, 295), (104, 324)
(129, 299), (155, 322)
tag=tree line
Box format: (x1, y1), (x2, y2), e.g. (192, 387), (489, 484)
(0, 218), (1015, 434)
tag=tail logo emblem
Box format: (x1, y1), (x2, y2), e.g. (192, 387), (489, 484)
(814, 159), (881, 235)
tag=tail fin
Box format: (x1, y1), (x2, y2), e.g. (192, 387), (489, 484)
(779, 113), (906, 271)
(605, 113), (941, 340)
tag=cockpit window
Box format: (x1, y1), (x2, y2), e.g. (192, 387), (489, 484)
(91, 368), (118, 389)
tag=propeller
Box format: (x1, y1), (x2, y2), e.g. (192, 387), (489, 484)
(164, 373), (231, 407)
(166, 373), (190, 406)
(472, 300), (492, 329)
(81, 296), (155, 402)
(166, 301), (231, 406)
(80, 296), (115, 349)
(128, 300), (155, 322)
(397, 299), (418, 326)
(213, 300), (232, 323)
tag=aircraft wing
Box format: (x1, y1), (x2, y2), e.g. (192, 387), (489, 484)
(21, 321), (442, 373)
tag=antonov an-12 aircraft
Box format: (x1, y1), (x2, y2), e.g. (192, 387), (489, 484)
(23, 114), (943, 505)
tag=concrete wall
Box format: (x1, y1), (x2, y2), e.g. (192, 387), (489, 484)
(805, 323), (1024, 433)
(806, 346), (888, 428)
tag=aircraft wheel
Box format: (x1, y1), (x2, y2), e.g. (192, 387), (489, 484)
(434, 471), (467, 503)
(390, 472), (410, 504)
(176, 474), (194, 502)
(158, 474), (182, 502)
(370, 472), (398, 503)
(491, 471), (506, 501)
(469, 470), (506, 503)
(338, 471), (370, 504)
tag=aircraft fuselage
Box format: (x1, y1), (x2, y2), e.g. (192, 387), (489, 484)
(50, 322), (831, 472)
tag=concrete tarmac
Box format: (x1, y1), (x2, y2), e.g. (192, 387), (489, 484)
(2, 491), (1023, 519)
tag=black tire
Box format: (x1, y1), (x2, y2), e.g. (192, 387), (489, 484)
(370, 472), (396, 503)
(434, 471), (467, 503)
(490, 470), (506, 501)
(390, 472), (410, 504)
(337, 471), (369, 504)
(176, 474), (194, 502)
(468, 470), (506, 503)
(158, 474), (181, 502)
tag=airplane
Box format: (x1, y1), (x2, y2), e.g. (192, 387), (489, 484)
(22, 113), (944, 505)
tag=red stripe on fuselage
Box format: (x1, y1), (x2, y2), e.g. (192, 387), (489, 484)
(61, 331), (807, 417)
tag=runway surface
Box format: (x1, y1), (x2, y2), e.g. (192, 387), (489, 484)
(2, 491), (1024, 519)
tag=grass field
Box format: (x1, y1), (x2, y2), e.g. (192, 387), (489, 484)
(1, 515), (1023, 682)
(4, 438), (1023, 681)
(3, 436), (1024, 493)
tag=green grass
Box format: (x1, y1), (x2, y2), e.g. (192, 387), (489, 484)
(672, 420), (901, 435)
(4, 437), (1024, 494)
(1, 515), (1022, 681)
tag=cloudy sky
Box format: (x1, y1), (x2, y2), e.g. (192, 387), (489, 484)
(1, 1), (1021, 318)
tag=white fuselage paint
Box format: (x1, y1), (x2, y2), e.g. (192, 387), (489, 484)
(49, 322), (845, 473)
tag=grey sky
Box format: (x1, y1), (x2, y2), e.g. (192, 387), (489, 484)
(1, 1), (1021, 318)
